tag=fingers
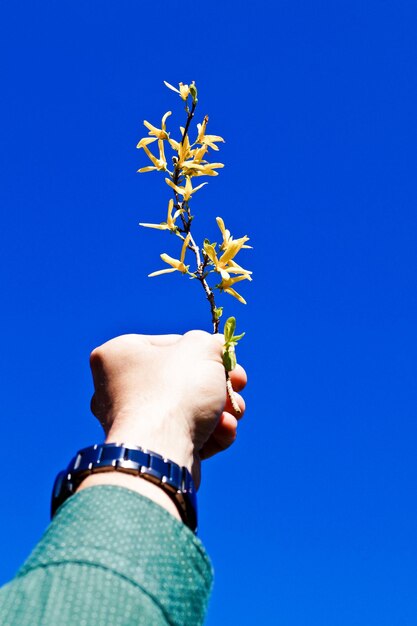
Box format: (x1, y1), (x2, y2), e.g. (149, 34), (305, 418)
(199, 389), (245, 460)
(95, 332), (248, 394)
(225, 390), (246, 417)
(154, 335), (248, 410)
(228, 364), (247, 392)
(183, 330), (224, 361)
(199, 412), (238, 460)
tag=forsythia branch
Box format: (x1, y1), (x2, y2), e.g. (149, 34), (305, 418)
(137, 80), (253, 414)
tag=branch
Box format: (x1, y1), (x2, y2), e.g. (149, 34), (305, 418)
(165, 92), (240, 413)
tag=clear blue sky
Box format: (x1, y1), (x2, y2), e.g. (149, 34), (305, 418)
(1, 1), (417, 624)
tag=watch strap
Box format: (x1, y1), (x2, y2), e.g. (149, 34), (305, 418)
(51, 443), (197, 533)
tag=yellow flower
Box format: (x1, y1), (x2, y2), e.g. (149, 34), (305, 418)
(181, 160), (224, 177)
(142, 111), (172, 141)
(165, 176), (207, 201)
(168, 137), (180, 152)
(220, 260), (253, 278)
(216, 217), (252, 251)
(219, 237), (251, 266)
(192, 145), (208, 162)
(164, 80), (194, 101)
(137, 139), (167, 173)
(203, 235), (252, 273)
(177, 128), (193, 165)
(136, 136), (157, 149)
(167, 129), (193, 165)
(218, 273), (251, 304)
(148, 234), (191, 277)
(223, 288), (247, 304)
(196, 115), (225, 151)
(169, 127), (216, 170)
(202, 134), (225, 151)
(139, 199), (183, 231)
(203, 234), (252, 301)
(196, 116), (209, 143)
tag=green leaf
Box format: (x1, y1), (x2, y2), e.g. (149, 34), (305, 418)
(224, 317), (236, 343)
(214, 307), (223, 320)
(203, 239), (217, 249)
(222, 348), (236, 372)
(232, 332), (245, 342)
(190, 82), (198, 103)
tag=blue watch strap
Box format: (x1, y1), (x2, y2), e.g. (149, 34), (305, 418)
(51, 443), (198, 533)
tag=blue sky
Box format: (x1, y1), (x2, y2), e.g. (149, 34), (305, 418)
(1, 1), (417, 624)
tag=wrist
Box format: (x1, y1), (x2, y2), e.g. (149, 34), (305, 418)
(105, 411), (195, 474)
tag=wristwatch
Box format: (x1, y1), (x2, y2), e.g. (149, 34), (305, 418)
(51, 443), (198, 533)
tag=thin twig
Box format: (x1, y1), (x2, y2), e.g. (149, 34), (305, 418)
(181, 101), (197, 147)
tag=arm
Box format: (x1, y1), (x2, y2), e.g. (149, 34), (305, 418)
(0, 331), (247, 626)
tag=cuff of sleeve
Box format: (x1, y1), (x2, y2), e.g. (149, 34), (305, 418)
(18, 485), (213, 626)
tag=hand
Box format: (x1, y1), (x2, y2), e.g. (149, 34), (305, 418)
(89, 330), (247, 487)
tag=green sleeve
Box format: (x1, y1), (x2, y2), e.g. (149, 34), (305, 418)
(0, 486), (213, 626)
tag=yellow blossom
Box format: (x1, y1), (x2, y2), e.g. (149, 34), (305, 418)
(218, 273), (251, 304)
(139, 199), (183, 231)
(167, 129), (193, 165)
(137, 139), (167, 173)
(192, 145), (208, 162)
(216, 217), (252, 251)
(203, 236), (252, 273)
(165, 176), (207, 201)
(196, 116), (209, 143)
(136, 136), (157, 149)
(181, 160), (224, 177)
(219, 236), (251, 265)
(196, 116), (224, 151)
(168, 137), (180, 152)
(203, 235), (252, 301)
(164, 80), (194, 101)
(142, 111), (172, 141)
(223, 288), (247, 304)
(148, 234), (191, 277)
(201, 134), (225, 151)
(220, 260), (253, 278)
(177, 127), (193, 165)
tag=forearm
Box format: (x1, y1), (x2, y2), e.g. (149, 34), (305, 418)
(0, 486), (213, 626)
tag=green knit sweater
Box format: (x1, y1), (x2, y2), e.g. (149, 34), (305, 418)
(0, 486), (213, 625)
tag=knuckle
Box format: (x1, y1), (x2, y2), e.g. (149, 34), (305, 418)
(89, 346), (103, 369)
(184, 329), (211, 342)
